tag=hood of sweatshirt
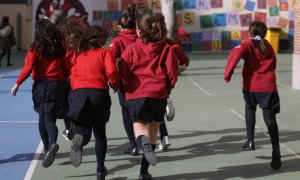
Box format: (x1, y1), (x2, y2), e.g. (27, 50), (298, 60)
(119, 29), (137, 42)
(135, 38), (167, 58)
(245, 39), (276, 59)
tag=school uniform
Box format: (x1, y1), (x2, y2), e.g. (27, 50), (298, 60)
(109, 29), (138, 154)
(15, 49), (68, 152)
(66, 48), (119, 173)
(119, 38), (179, 123)
(224, 39), (280, 149)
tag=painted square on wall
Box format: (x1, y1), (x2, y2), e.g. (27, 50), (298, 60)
(135, 0), (149, 10)
(231, 40), (241, 49)
(269, 6), (279, 16)
(202, 31), (213, 41)
(257, 0), (267, 9)
(244, 0), (256, 11)
(231, 30), (241, 40)
(267, 17), (277, 26)
(254, 12), (267, 23)
(267, 0), (277, 6)
(279, 2), (288, 11)
(212, 30), (222, 40)
(122, 0), (134, 9)
(176, 0), (184, 10)
(200, 15), (213, 28)
(112, 11), (122, 21)
(227, 12), (239, 26)
(241, 30), (249, 41)
(200, 41), (212, 51)
(222, 41), (231, 50)
(213, 13), (227, 26)
(181, 12), (196, 26)
(151, 0), (161, 9)
(212, 40), (222, 51)
(233, 0), (244, 11)
(240, 13), (252, 26)
(211, 0), (223, 8)
(196, 0), (209, 10)
(222, 31), (231, 41)
(192, 32), (202, 42)
(184, 0), (196, 9)
(277, 17), (289, 28)
(108, 0), (118, 11)
(289, 20), (294, 29)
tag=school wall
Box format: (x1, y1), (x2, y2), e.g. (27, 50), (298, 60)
(0, 3), (32, 50)
(30, 0), (295, 52)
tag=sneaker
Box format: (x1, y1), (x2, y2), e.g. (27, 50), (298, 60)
(141, 136), (156, 166)
(42, 143), (59, 168)
(271, 148), (281, 169)
(158, 136), (171, 151)
(138, 172), (152, 180)
(242, 141), (255, 151)
(96, 166), (108, 180)
(70, 134), (83, 167)
(63, 129), (74, 141)
(166, 99), (175, 121)
(124, 147), (138, 156)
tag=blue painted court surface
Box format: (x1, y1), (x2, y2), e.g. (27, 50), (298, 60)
(2, 51), (300, 180)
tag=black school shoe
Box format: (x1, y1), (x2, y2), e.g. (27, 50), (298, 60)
(141, 136), (156, 166)
(242, 141), (255, 151)
(271, 149), (281, 169)
(70, 134), (83, 167)
(42, 143), (59, 168)
(138, 172), (152, 180)
(97, 166), (108, 180)
(124, 147), (139, 156)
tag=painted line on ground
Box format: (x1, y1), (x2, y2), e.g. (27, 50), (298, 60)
(188, 77), (212, 96)
(229, 108), (300, 159)
(0, 121), (38, 123)
(24, 141), (43, 180)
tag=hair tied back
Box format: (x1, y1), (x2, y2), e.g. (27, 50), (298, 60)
(252, 35), (262, 41)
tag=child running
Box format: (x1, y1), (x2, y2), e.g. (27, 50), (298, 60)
(224, 21), (281, 169)
(108, 3), (139, 156)
(66, 25), (119, 180)
(118, 14), (179, 180)
(11, 19), (67, 168)
(58, 17), (88, 141)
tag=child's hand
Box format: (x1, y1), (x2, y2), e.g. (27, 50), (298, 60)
(225, 77), (231, 83)
(11, 84), (19, 96)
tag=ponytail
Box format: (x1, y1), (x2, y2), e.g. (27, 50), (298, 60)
(251, 35), (266, 53)
(249, 21), (268, 53)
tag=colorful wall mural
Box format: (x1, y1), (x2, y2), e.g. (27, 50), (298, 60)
(33, 0), (295, 52)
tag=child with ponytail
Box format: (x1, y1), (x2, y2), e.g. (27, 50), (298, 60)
(108, 3), (139, 156)
(224, 21), (281, 169)
(118, 14), (179, 179)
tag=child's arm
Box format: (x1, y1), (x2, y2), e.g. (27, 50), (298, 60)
(224, 45), (248, 83)
(104, 49), (120, 91)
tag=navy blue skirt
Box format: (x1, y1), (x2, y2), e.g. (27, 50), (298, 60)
(243, 91), (280, 113)
(125, 98), (167, 123)
(66, 89), (111, 126)
(32, 80), (67, 118)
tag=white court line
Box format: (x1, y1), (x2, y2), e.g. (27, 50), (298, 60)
(188, 77), (212, 96)
(24, 141), (43, 180)
(0, 121), (38, 123)
(229, 108), (300, 159)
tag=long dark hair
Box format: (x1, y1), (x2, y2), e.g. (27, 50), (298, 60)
(78, 25), (109, 52)
(249, 21), (268, 53)
(136, 14), (168, 43)
(30, 19), (65, 59)
(0, 16), (9, 29)
(118, 3), (137, 29)
(59, 17), (87, 50)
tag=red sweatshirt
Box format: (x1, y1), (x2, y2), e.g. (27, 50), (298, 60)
(108, 29), (137, 59)
(16, 49), (68, 85)
(70, 48), (119, 91)
(224, 39), (277, 92)
(119, 38), (179, 100)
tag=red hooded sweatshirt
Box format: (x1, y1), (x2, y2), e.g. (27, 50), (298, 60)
(16, 49), (68, 85)
(108, 29), (137, 59)
(224, 39), (277, 92)
(119, 38), (179, 100)
(70, 48), (119, 91)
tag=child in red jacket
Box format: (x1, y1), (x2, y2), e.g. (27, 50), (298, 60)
(11, 19), (67, 168)
(224, 21), (281, 169)
(58, 17), (88, 141)
(108, 3), (139, 157)
(119, 14), (178, 180)
(66, 25), (119, 180)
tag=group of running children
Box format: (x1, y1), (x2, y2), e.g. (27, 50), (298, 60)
(10, 3), (282, 180)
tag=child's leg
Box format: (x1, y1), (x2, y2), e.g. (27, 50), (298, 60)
(262, 108), (281, 169)
(44, 113), (58, 146)
(159, 121), (168, 140)
(0, 48), (7, 66)
(159, 121), (171, 151)
(38, 114), (49, 152)
(245, 105), (256, 143)
(7, 48), (12, 66)
(93, 123), (107, 173)
(122, 106), (138, 154)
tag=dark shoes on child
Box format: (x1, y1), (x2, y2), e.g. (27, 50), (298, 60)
(139, 172), (152, 180)
(242, 140), (255, 151)
(141, 136), (157, 166)
(42, 143), (59, 168)
(70, 134), (83, 167)
(271, 148), (281, 169)
(97, 166), (108, 180)
(124, 146), (139, 156)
